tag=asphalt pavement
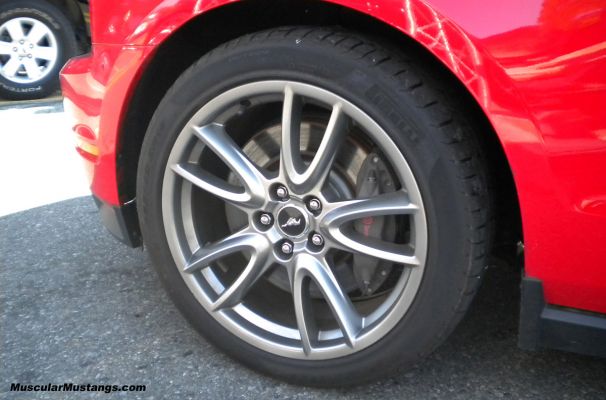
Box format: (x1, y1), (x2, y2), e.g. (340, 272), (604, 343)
(1, 101), (605, 399)
(1, 196), (605, 399)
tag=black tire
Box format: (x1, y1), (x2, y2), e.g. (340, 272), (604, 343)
(137, 27), (492, 386)
(0, 0), (78, 100)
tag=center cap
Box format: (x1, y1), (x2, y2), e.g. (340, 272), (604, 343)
(277, 205), (308, 237)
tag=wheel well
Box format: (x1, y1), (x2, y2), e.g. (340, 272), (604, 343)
(118, 0), (522, 253)
(42, 0), (88, 50)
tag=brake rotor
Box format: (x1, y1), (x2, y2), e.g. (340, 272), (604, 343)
(223, 116), (398, 299)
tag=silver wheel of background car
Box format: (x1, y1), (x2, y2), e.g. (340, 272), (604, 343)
(0, 17), (58, 84)
(161, 80), (428, 360)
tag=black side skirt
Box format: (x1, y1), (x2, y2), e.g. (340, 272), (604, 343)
(519, 276), (606, 358)
(93, 196), (142, 248)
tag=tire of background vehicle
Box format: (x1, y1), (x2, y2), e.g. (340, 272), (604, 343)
(137, 27), (492, 386)
(0, 0), (78, 100)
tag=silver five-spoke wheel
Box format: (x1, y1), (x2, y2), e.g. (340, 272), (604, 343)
(162, 81), (428, 359)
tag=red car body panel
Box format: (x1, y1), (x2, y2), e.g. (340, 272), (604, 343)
(61, 0), (606, 314)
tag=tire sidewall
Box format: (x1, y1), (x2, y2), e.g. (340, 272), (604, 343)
(138, 31), (480, 385)
(0, 0), (77, 99)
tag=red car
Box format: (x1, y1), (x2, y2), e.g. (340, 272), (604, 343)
(60, 0), (606, 386)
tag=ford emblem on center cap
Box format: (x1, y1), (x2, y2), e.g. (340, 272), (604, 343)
(277, 206), (307, 236)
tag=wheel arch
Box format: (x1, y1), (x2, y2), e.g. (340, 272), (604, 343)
(44, 0), (82, 25)
(117, 0), (522, 250)
(38, 0), (88, 49)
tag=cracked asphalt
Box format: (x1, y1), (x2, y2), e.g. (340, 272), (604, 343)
(1, 196), (605, 399)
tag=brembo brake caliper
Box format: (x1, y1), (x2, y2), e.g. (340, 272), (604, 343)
(353, 152), (397, 295)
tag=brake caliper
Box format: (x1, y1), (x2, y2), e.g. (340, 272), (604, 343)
(353, 152), (396, 295)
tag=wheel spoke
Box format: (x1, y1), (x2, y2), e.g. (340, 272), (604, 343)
(280, 85), (305, 188)
(211, 240), (272, 311)
(2, 57), (21, 77)
(172, 162), (258, 208)
(322, 190), (420, 265)
(293, 254), (363, 349)
(32, 46), (55, 60)
(5, 19), (24, 41)
(337, 233), (419, 265)
(324, 190), (418, 225)
(280, 87), (348, 193)
(0, 41), (13, 55)
(183, 229), (264, 274)
(22, 58), (40, 79)
(305, 103), (347, 189)
(291, 266), (316, 355)
(26, 21), (47, 44)
(191, 123), (267, 207)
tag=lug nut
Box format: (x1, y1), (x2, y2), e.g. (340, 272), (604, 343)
(275, 185), (288, 200)
(13, 47), (17, 52)
(19, 39), (24, 44)
(307, 198), (322, 212)
(311, 233), (324, 247)
(281, 241), (294, 255)
(29, 44), (33, 49)
(27, 54), (32, 58)
(259, 213), (272, 226)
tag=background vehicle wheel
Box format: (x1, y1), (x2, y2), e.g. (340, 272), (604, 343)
(0, 0), (78, 100)
(137, 27), (492, 386)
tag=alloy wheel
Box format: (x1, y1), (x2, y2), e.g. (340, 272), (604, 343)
(161, 80), (428, 360)
(0, 17), (58, 84)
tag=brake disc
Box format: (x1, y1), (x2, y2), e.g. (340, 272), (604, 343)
(224, 117), (370, 298)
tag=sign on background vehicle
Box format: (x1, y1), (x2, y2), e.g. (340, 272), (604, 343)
(60, 0), (606, 386)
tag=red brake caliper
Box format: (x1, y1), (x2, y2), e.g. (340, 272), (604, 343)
(353, 152), (397, 295)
